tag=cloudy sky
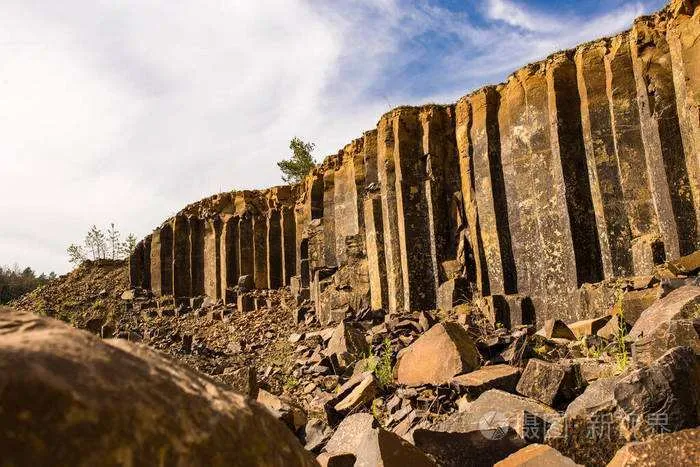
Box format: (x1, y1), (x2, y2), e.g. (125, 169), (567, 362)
(1, 0), (666, 275)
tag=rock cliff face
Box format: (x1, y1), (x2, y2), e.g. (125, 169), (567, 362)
(130, 0), (700, 326)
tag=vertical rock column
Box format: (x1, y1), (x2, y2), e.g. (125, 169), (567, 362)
(129, 240), (145, 289)
(150, 224), (173, 296)
(238, 214), (254, 280)
(575, 42), (634, 278)
(422, 105), (462, 298)
(377, 114), (405, 313)
(253, 213), (268, 289)
(547, 53), (604, 286)
(267, 209), (283, 289)
(220, 216), (238, 303)
(281, 206), (296, 286)
(460, 88), (517, 295)
(393, 107), (438, 311)
(631, 19), (698, 258)
(189, 217), (205, 297)
(606, 34), (664, 272)
(203, 217), (222, 300)
(141, 236), (151, 290)
(364, 196), (388, 310)
(498, 65), (578, 303)
(668, 3), (700, 244)
(172, 215), (192, 298)
(323, 169), (337, 267)
(333, 145), (362, 264)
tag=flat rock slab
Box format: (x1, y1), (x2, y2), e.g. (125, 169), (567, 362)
(494, 444), (581, 466)
(452, 364), (521, 395)
(394, 322), (481, 386)
(0, 312), (317, 466)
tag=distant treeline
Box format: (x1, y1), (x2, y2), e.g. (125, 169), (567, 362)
(0, 265), (56, 304)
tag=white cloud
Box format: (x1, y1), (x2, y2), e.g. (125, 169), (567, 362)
(0, 0), (665, 274)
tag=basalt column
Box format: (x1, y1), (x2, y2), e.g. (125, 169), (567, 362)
(668, 3), (700, 243)
(129, 239), (145, 289)
(576, 42), (634, 278)
(547, 53), (604, 286)
(150, 224), (173, 296)
(377, 114), (405, 313)
(172, 215), (192, 298)
(189, 217), (205, 297)
(606, 34), (664, 272)
(498, 66), (578, 301)
(364, 196), (388, 311)
(203, 217), (222, 300)
(632, 19), (698, 258)
(393, 107), (437, 311)
(238, 214), (254, 280)
(253, 214), (268, 289)
(141, 236), (151, 290)
(220, 216), (238, 303)
(267, 209), (283, 289)
(281, 206), (296, 286)
(323, 169), (337, 267)
(459, 88), (517, 295)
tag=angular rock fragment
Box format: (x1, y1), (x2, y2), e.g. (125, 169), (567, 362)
(451, 364), (521, 396)
(632, 318), (700, 366)
(451, 389), (560, 443)
(494, 444), (581, 467)
(257, 389), (307, 433)
(316, 452), (356, 467)
(219, 365), (258, 398)
(333, 373), (377, 413)
(516, 359), (586, 407)
(324, 321), (370, 368)
(437, 277), (471, 312)
(537, 319), (577, 340)
(628, 285), (700, 339)
(568, 316), (611, 339)
(394, 322), (481, 386)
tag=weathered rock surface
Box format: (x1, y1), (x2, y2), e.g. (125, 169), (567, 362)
(394, 322), (481, 386)
(0, 312), (317, 466)
(516, 359), (586, 407)
(451, 364), (521, 395)
(495, 444), (582, 467)
(607, 428), (700, 466)
(628, 285), (700, 339)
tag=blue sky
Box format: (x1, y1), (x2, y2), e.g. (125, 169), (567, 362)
(0, 0), (667, 274)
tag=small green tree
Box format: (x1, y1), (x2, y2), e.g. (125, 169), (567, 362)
(277, 137), (316, 183)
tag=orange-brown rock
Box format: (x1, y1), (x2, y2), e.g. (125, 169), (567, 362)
(394, 322), (481, 386)
(0, 311), (317, 467)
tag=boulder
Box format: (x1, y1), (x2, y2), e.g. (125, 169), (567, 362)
(324, 321), (370, 368)
(494, 444), (581, 466)
(0, 312), (317, 466)
(324, 413), (434, 467)
(628, 285), (700, 340)
(237, 274), (255, 291)
(547, 347), (700, 465)
(632, 318), (700, 366)
(516, 359), (586, 407)
(607, 428), (700, 467)
(333, 373), (377, 412)
(304, 418), (333, 453)
(413, 425), (526, 467)
(451, 364), (521, 396)
(613, 287), (660, 325)
(394, 322), (481, 386)
(449, 389), (560, 443)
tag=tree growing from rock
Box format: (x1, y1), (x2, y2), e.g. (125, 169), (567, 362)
(67, 224), (138, 265)
(277, 137), (316, 183)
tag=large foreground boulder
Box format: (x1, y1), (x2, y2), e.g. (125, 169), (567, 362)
(394, 322), (480, 386)
(0, 311), (317, 466)
(628, 285), (700, 340)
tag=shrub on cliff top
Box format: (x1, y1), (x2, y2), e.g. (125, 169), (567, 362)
(277, 137), (316, 183)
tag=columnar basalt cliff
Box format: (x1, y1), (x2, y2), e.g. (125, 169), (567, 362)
(130, 0), (700, 327)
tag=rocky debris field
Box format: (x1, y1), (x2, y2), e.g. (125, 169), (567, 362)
(5, 250), (700, 466)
